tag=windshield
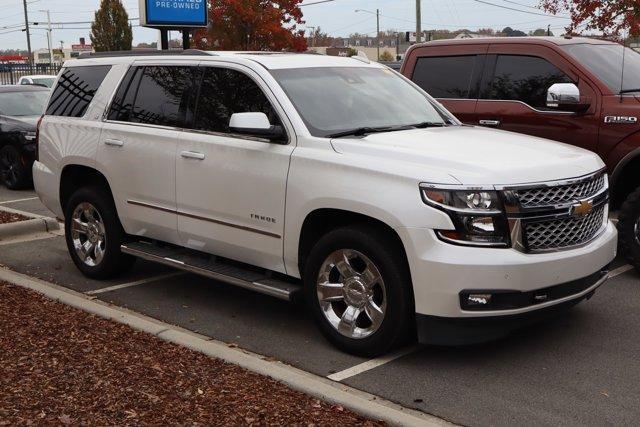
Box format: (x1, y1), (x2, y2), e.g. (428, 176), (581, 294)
(271, 67), (451, 137)
(33, 78), (55, 88)
(562, 44), (640, 93)
(0, 91), (49, 116)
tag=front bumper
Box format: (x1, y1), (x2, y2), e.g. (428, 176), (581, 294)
(415, 267), (608, 345)
(396, 220), (617, 322)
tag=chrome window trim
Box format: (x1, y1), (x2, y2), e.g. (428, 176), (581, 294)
(475, 99), (577, 115)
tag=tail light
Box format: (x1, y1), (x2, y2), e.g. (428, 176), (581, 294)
(35, 115), (44, 161)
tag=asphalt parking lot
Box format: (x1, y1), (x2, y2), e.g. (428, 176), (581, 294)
(1, 188), (639, 426)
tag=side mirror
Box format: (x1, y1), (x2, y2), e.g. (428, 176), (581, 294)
(229, 112), (286, 142)
(546, 83), (590, 113)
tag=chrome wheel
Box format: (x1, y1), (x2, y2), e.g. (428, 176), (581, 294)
(71, 203), (106, 267)
(316, 249), (387, 339)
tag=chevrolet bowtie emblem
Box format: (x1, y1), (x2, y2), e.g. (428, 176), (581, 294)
(571, 200), (594, 218)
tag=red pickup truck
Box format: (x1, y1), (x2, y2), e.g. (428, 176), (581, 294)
(402, 36), (640, 271)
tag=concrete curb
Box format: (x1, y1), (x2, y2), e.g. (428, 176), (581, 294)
(0, 206), (60, 239)
(0, 267), (452, 427)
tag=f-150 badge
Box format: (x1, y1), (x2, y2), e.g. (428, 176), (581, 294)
(604, 116), (638, 124)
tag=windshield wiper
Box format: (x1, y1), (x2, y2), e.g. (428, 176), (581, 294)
(327, 122), (447, 139)
(408, 121), (447, 128)
(619, 88), (640, 94)
(327, 126), (396, 138)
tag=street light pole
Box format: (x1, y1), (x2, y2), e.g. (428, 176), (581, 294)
(376, 9), (380, 61)
(22, 0), (32, 69)
(39, 10), (54, 67)
(416, 0), (422, 44)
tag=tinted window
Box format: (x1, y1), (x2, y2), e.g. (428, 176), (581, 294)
(46, 65), (111, 117)
(412, 56), (478, 99)
(130, 66), (192, 127)
(485, 55), (572, 108)
(193, 68), (281, 134)
(562, 44), (640, 93)
(107, 67), (142, 122)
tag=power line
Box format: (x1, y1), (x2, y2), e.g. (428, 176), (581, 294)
(470, 0), (570, 19)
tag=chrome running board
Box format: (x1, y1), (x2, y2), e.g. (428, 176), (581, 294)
(121, 241), (301, 301)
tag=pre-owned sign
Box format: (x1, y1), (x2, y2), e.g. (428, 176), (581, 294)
(139, 0), (208, 28)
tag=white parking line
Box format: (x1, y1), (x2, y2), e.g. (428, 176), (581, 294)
(85, 272), (186, 295)
(0, 197), (40, 205)
(327, 345), (421, 382)
(609, 264), (635, 278)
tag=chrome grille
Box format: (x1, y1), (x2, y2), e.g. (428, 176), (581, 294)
(517, 174), (606, 208)
(523, 204), (606, 252)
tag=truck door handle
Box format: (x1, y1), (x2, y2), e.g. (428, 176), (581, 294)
(181, 151), (205, 160)
(479, 119), (501, 127)
(104, 139), (124, 147)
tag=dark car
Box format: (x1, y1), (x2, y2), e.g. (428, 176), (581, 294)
(0, 85), (50, 189)
(402, 36), (640, 271)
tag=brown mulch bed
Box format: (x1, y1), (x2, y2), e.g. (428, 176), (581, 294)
(0, 211), (30, 224)
(0, 282), (383, 426)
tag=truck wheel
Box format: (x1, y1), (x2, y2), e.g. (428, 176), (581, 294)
(0, 145), (30, 190)
(64, 186), (135, 279)
(303, 225), (414, 357)
(619, 187), (640, 273)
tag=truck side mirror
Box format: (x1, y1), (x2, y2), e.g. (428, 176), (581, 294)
(229, 112), (286, 142)
(546, 83), (590, 113)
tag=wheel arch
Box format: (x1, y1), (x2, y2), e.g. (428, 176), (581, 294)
(59, 164), (115, 213)
(296, 208), (411, 282)
(610, 148), (640, 209)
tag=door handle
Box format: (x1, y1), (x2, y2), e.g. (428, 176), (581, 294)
(479, 119), (501, 127)
(104, 139), (124, 147)
(181, 151), (205, 160)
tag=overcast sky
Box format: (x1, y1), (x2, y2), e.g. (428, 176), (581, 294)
(0, 0), (573, 51)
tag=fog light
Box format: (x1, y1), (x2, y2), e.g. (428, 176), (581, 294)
(468, 294), (492, 306)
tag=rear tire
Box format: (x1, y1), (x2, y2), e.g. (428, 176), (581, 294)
(64, 186), (135, 279)
(618, 186), (640, 273)
(303, 225), (414, 357)
(0, 145), (30, 190)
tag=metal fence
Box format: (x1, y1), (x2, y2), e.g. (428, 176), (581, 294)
(0, 63), (62, 86)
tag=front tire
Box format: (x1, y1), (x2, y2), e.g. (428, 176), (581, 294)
(0, 145), (30, 190)
(303, 225), (414, 357)
(64, 186), (135, 279)
(618, 187), (640, 273)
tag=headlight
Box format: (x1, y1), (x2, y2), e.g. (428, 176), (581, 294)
(20, 131), (37, 142)
(421, 187), (510, 247)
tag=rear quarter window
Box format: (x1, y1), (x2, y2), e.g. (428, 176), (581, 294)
(411, 55), (479, 99)
(45, 65), (111, 117)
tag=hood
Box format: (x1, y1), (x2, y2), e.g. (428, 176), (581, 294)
(0, 115), (39, 132)
(330, 126), (604, 186)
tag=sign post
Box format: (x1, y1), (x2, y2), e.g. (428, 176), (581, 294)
(139, 0), (208, 50)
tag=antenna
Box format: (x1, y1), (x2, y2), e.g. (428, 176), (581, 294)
(620, 30), (627, 102)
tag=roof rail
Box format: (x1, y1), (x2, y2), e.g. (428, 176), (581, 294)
(78, 49), (213, 59)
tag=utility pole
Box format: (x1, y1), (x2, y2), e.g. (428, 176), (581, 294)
(39, 10), (53, 67)
(307, 26), (316, 48)
(547, 24), (551, 36)
(22, 0), (32, 69)
(416, 0), (422, 44)
(376, 9), (380, 61)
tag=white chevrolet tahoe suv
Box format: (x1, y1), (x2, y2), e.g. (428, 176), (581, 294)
(34, 51), (617, 356)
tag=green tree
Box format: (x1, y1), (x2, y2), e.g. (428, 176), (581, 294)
(90, 0), (133, 52)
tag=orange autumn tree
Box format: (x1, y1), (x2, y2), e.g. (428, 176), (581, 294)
(540, 0), (640, 37)
(193, 0), (307, 51)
